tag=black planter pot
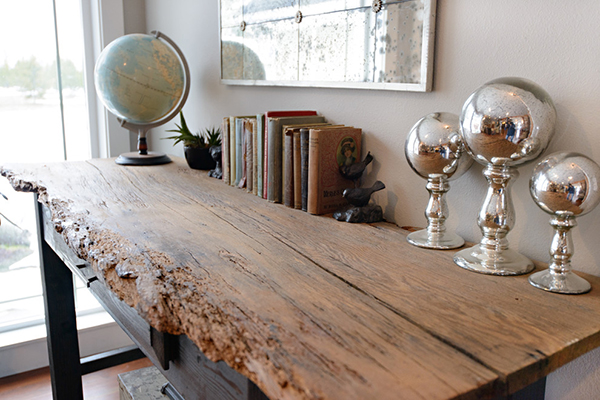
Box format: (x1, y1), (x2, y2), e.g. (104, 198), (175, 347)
(184, 146), (216, 170)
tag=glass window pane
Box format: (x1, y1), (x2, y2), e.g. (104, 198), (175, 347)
(55, 0), (91, 161)
(0, 181), (42, 333)
(0, 1), (65, 163)
(0, 0), (99, 337)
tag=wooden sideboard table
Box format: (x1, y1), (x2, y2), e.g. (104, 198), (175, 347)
(3, 157), (600, 400)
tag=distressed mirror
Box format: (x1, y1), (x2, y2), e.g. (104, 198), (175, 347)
(220, 0), (437, 92)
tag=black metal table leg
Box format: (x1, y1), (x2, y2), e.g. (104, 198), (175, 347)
(36, 198), (84, 399)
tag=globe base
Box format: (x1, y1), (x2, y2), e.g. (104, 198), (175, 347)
(116, 152), (172, 166)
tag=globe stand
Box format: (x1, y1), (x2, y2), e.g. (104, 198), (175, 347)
(95, 30), (190, 167)
(115, 128), (171, 166)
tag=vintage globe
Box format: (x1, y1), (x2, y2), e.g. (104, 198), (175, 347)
(94, 31), (189, 165)
(94, 33), (185, 125)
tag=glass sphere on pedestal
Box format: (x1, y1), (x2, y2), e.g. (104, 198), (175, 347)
(529, 152), (600, 294)
(405, 112), (473, 249)
(453, 77), (557, 275)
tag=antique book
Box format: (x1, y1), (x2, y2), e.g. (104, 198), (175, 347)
(284, 128), (295, 208)
(267, 115), (325, 203)
(235, 118), (244, 187)
(300, 128), (310, 211)
(229, 116), (236, 185)
(282, 123), (330, 208)
(256, 114), (264, 198)
(244, 118), (255, 193)
(252, 118), (258, 195)
(307, 126), (362, 215)
(263, 111), (317, 200)
(235, 116), (256, 188)
(293, 130), (302, 209)
(221, 117), (230, 185)
(229, 115), (254, 186)
(300, 125), (343, 211)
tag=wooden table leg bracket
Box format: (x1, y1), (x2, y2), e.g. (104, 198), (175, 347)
(151, 326), (179, 370)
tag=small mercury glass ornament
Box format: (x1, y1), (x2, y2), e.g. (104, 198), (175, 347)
(405, 112), (473, 249)
(529, 152), (600, 294)
(454, 77), (557, 275)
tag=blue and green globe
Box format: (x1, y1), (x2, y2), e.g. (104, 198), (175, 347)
(94, 33), (185, 125)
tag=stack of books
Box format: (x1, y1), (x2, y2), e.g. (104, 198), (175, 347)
(221, 111), (362, 215)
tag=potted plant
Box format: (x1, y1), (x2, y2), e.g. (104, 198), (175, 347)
(164, 112), (221, 170)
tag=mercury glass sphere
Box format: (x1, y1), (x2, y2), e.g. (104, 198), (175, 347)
(405, 112), (474, 180)
(460, 77), (557, 167)
(404, 112), (473, 250)
(529, 152), (600, 294)
(530, 152), (600, 217)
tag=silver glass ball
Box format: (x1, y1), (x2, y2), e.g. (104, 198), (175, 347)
(460, 77), (557, 167)
(405, 112), (474, 180)
(530, 152), (600, 216)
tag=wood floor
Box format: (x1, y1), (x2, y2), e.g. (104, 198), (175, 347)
(0, 357), (154, 400)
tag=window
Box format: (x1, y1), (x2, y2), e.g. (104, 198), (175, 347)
(0, 0), (98, 337)
(0, 0), (136, 378)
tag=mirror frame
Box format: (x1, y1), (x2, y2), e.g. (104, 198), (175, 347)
(219, 0), (437, 92)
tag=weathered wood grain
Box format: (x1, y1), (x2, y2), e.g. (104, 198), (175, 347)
(40, 200), (268, 400)
(3, 158), (600, 400)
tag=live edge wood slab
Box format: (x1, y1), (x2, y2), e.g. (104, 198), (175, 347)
(3, 157), (600, 400)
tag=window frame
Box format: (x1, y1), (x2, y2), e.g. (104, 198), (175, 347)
(81, 0), (131, 158)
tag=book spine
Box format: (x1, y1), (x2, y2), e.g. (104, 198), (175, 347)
(264, 110), (317, 118)
(281, 128), (286, 204)
(252, 119), (258, 195)
(293, 131), (302, 209)
(284, 129), (294, 208)
(256, 114), (264, 198)
(235, 119), (244, 187)
(263, 119), (269, 199)
(245, 120), (253, 192)
(307, 129), (320, 214)
(267, 118), (282, 203)
(300, 128), (310, 212)
(229, 117), (236, 186)
(222, 117), (230, 185)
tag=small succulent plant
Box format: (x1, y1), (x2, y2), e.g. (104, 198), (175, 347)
(164, 112), (221, 148)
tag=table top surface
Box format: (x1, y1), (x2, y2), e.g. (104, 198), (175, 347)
(3, 157), (600, 400)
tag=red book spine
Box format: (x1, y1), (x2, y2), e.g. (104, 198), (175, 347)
(265, 110), (317, 118)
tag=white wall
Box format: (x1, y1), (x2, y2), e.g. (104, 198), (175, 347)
(140, 1), (600, 398)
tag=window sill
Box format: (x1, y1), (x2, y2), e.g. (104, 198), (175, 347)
(0, 310), (134, 378)
(0, 309), (114, 349)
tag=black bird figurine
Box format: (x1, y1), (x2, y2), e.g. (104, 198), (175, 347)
(343, 180), (385, 207)
(208, 145), (223, 179)
(339, 152), (373, 186)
